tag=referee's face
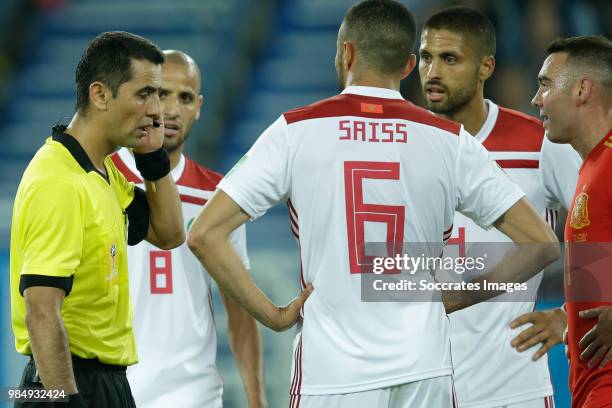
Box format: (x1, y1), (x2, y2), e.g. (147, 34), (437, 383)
(159, 61), (203, 153)
(108, 59), (163, 149)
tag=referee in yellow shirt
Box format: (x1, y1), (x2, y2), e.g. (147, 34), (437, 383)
(10, 31), (185, 407)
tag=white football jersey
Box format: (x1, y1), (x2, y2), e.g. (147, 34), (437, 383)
(446, 101), (558, 407)
(219, 86), (524, 395)
(539, 136), (581, 211)
(112, 148), (250, 408)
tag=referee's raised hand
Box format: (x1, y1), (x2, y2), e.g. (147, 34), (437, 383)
(133, 117), (164, 154)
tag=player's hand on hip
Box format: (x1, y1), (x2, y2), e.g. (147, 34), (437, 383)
(133, 118), (164, 154)
(579, 306), (612, 368)
(510, 308), (566, 360)
(267, 284), (313, 332)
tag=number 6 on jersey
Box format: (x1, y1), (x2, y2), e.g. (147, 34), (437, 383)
(344, 161), (405, 274)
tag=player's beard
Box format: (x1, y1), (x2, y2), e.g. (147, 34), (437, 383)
(424, 72), (479, 116)
(163, 125), (191, 154)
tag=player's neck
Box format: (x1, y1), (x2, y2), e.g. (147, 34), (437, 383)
(444, 97), (488, 137)
(571, 114), (612, 160)
(168, 148), (183, 170)
(65, 114), (112, 172)
(345, 72), (401, 92)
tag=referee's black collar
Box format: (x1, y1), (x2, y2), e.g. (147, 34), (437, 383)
(51, 124), (109, 182)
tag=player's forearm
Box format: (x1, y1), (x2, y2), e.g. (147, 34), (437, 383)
(189, 234), (279, 330)
(448, 199), (561, 310)
(26, 310), (78, 393)
(225, 300), (266, 406)
(447, 242), (560, 313)
(144, 176), (184, 249)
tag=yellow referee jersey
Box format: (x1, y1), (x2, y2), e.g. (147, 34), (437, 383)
(10, 132), (139, 366)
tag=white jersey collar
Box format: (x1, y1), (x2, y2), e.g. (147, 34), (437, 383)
(474, 99), (499, 143)
(117, 147), (185, 183)
(341, 85), (404, 100)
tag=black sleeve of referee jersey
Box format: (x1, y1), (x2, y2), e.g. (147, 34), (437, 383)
(19, 275), (74, 297)
(126, 186), (150, 246)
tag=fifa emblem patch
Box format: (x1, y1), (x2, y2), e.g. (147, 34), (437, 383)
(108, 243), (118, 281)
(570, 192), (590, 229)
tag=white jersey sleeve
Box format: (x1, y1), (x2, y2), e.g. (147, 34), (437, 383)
(539, 136), (581, 211)
(219, 116), (290, 219)
(455, 127), (525, 229)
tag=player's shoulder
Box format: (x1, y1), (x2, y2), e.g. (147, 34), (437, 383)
(494, 106), (544, 139)
(497, 106), (543, 132)
(283, 93), (460, 136)
(486, 105), (544, 152)
(109, 151), (141, 183)
(178, 156), (223, 191)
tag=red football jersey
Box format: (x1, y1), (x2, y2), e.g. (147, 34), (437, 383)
(565, 129), (612, 408)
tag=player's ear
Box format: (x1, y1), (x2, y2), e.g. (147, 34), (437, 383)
(400, 54), (417, 80)
(89, 81), (111, 112)
(343, 41), (356, 70)
(480, 55), (495, 81)
(195, 95), (204, 121)
(574, 76), (593, 106)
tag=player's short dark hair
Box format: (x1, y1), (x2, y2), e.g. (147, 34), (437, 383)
(546, 35), (612, 89)
(75, 31), (164, 114)
(340, 0), (416, 75)
(423, 6), (496, 59)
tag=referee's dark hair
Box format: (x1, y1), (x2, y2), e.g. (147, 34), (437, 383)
(423, 6), (496, 60)
(75, 31), (164, 115)
(546, 35), (612, 91)
(339, 0), (417, 75)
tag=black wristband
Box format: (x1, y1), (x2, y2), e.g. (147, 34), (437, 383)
(134, 147), (170, 181)
(66, 393), (87, 407)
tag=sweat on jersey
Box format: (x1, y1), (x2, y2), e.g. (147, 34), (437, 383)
(219, 86), (525, 395)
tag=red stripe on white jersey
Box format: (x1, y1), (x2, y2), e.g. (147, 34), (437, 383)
(482, 106), (544, 152)
(496, 159), (539, 169)
(110, 153), (142, 183)
(290, 340), (299, 396)
(290, 226), (300, 240)
(179, 194), (207, 206)
(296, 337), (303, 406)
(288, 199), (299, 220)
(283, 93), (461, 136)
(289, 336), (303, 408)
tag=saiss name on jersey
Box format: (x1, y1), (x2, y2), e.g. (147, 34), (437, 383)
(446, 101), (556, 407)
(218, 86), (524, 396)
(112, 149), (250, 408)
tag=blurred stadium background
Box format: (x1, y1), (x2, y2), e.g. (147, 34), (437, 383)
(0, 0), (609, 407)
